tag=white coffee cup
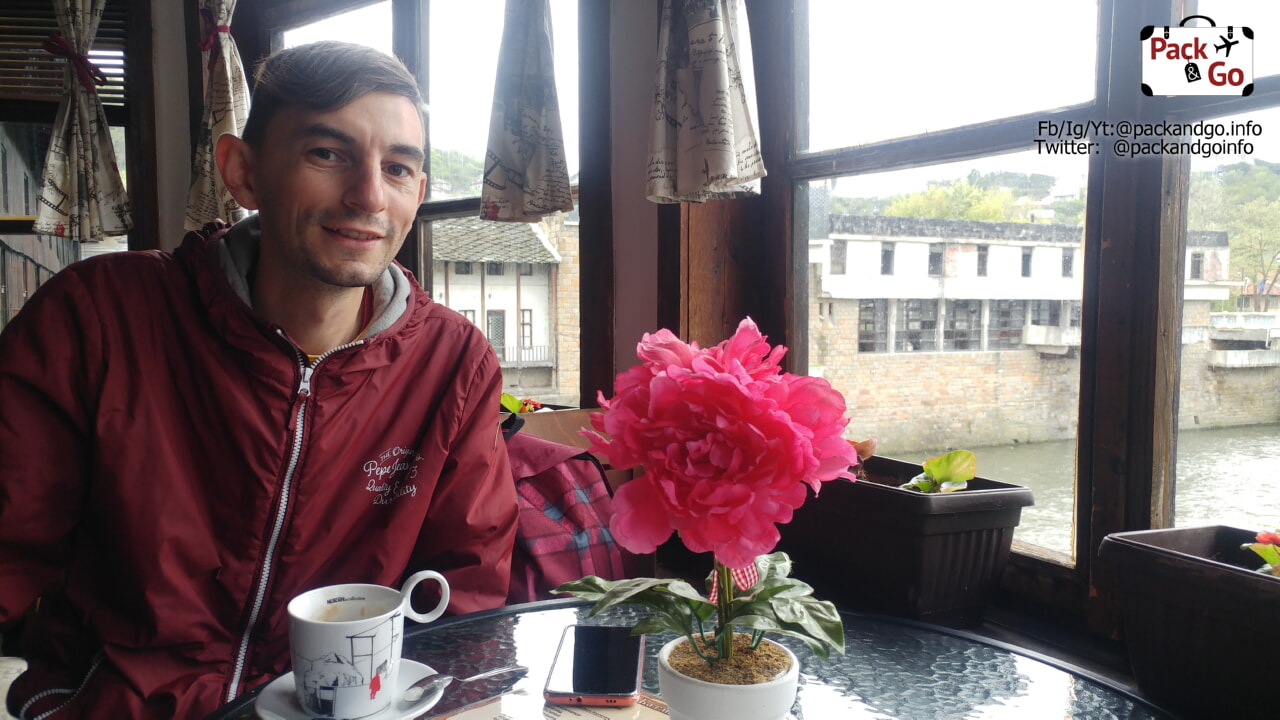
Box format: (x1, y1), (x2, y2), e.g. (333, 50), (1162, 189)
(286, 571), (450, 718)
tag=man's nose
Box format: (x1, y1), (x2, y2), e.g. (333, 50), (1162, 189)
(344, 163), (386, 214)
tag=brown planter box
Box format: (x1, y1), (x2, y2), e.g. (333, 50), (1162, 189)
(1099, 525), (1277, 719)
(776, 455), (1033, 627)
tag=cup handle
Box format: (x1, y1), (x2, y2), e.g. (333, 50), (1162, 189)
(400, 570), (450, 623)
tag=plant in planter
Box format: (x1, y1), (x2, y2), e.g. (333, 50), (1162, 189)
(896, 449), (976, 493)
(554, 318), (856, 720)
(1099, 525), (1280, 718)
(776, 445), (1033, 627)
(1242, 528), (1280, 575)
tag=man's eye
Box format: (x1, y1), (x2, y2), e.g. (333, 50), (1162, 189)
(309, 148), (338, 161)
(386, 164), (414, 178)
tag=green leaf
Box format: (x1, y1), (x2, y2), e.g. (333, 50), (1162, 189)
(500, 393), (523, 414)
(922, 450), (977, 485)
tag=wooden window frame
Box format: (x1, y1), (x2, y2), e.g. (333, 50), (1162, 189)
(743, 0), (1280, 636)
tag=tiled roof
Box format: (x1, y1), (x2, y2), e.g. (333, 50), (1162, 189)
(431, 217), (560, 264)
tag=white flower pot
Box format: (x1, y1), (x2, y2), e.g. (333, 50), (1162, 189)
(657, 637), (798, 720)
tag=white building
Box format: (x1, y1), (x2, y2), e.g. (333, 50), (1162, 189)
(430, 217), (561, 389)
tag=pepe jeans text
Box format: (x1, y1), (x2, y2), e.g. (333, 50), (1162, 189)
(362, 446), (424, 505)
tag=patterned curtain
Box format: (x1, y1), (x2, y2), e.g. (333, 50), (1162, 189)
(647, 0), (765, 203)
(33, 0), (132, 241)
(480, 0), (573, 223)
(184, 0), (249, 231)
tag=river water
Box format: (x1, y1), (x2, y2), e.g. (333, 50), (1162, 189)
(905, 423), (1280, 556)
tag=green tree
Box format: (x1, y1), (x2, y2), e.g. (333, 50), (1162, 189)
(884, 180), (1024, 222)
(430, 148), (485, 197)
(1225, 196), (1280, 310)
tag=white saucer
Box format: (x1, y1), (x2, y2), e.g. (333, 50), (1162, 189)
(255, 659), (442, 720)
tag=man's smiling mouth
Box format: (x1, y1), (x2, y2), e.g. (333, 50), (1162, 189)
(326, 226), (382, 241)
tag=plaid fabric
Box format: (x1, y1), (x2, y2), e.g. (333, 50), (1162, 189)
(505, 432), (629, 603)
(708, 561), (761, 603)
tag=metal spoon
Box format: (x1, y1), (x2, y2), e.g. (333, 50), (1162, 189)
(403, 665), (526, 703)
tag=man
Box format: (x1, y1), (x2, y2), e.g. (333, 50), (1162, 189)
(0, 41), (517, 719)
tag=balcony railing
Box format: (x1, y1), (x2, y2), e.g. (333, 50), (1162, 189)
(493, 344), (552, 366)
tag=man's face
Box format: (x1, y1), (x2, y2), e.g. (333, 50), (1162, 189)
(243, 92), (427, 291)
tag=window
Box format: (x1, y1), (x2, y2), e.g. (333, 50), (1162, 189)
(857, 299), (887, 353)
(1031, 300), (1061, 327)
(486, 262), (504, 276)
(22, 174), (29, 215)
(895, 300), (938, 352)
(1, 144), (7, 212)
(460, 309), (475, 323)
(1063, 248), (1074, 278)
(1021, 247), (1033, 278)
(520, 309), (533, 348)
(880, 242), (894, 275)
(977, 245), (988, 277)
(486, 310), (505, 354)
(990, 300), (1025, 350)
(454, 262), (473, 275)
(830, 239), (847, 275)
(519, 263), (534, 276)
(928, 244), (943, 277)
(944, 300), (981, 350)
(1190, 252), (1204, 281)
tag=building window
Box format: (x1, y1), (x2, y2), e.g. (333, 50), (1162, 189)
(944, 300), (981, 350)
(977, 245), (988, 277)
(23, 174), (30, 215)
(991, 300), (1026, 349)
(928, 244), (943, 276)
(1021, 247), (1033, 278)
(454, 261), (473, 275)
(486, 262), (504, 276)
(1, 145), (7, 213)
(1062, 248), (1075, 278)
(1069, 300), (1082, 328)
(520, 309), (533, 347)
(880, 242), (895, 275)
(1190, 252), (1204, 280)
(486, 310), (505, 359)
(895, 299), (937, 352)
(460, 309), (475, 323)
(830, 239), (847, 275)
(857, 299), (887, 353)
(1031, 299), (1062, 326)
(519, 263), (534, 276)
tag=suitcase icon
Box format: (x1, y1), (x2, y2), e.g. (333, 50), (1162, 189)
(1141, 15), (1252, 96)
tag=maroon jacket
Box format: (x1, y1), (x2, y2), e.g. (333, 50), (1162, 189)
(0, 220), (518, 719)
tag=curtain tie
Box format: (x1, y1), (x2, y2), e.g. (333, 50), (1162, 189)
(43, 32), (107, 94)
(199, 9), (232, 69)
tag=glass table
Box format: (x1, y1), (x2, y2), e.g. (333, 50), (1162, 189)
(209, 598), (1175, 720)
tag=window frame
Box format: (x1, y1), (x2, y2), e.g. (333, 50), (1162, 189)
(769, 0), (1277, 633)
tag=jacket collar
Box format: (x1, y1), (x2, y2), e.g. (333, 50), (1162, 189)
(215, 215), (412, 338)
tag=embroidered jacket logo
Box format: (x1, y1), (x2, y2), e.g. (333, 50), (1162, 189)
(363, 446), (423, 505)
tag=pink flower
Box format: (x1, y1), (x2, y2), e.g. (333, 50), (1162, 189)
(1258, 531), (1280, 546)
(584, 318), (858, 570)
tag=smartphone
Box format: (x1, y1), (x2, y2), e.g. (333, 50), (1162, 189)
(543, 624), (645, 707)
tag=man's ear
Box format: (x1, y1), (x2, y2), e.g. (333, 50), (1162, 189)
(215, 134), (261, 211)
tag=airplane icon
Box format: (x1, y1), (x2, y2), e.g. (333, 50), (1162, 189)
(1215, 35), (1239, 57)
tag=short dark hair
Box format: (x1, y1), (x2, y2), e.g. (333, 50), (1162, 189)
(241, 41), (426, 150)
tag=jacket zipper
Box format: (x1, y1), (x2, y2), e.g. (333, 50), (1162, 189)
(224, 335), (363, 702)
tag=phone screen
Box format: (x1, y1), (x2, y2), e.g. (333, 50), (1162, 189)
(544, 625), (644, 705)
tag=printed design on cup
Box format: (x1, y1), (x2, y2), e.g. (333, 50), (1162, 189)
(362, 445), (424, 506)
(296, 611), (402, 715)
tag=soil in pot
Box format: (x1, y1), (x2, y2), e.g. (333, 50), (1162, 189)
(666, 633), (791, 685)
